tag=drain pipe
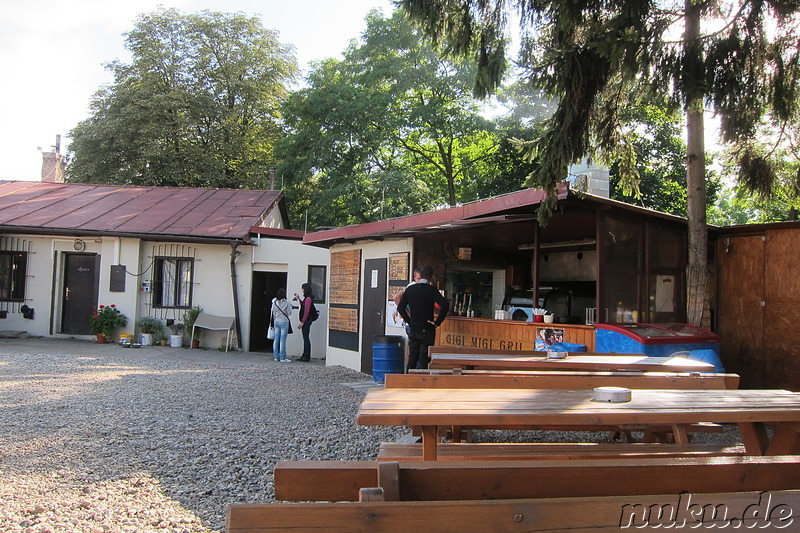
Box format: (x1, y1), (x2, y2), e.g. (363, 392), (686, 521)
(230, 242), (243, 349)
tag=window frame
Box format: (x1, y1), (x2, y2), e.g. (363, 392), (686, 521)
(153, 256), (194, 309)
(308, 265), (327, 304)
(0, 251), (27, 302)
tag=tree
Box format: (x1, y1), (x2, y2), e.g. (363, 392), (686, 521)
(276, 10), (529, 228)
(400, 0), (800, 326)
(67, 8), (297, 188)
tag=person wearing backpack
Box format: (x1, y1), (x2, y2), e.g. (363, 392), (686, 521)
(270, 288), (293, 363)
(294, 283), (317, 362)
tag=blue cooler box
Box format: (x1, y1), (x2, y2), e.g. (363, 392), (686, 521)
(595, 323), (724, 372)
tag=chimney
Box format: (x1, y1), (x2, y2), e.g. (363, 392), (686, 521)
(41, 134), (67, 183)
(268, 167), (276, 190)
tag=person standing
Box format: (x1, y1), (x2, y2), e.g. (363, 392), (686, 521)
(294, 283), (315, 362)
(271, 289), (292, 363)
(398, 265), (449, 371)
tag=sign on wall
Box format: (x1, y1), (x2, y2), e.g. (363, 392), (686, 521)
(387, 252), (409, 328)
(329, 249), (361, 350)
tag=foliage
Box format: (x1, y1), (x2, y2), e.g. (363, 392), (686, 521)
(400, 0), (800, 326)
(182, 306), (203, 340)
(170, 323), (185, 336)
(136, 316), (164, 335)
(90, 304), (128, 337)
(67, 7), (298, 189)
(276, 10), (529, 228)
(609, 103), (721, 216)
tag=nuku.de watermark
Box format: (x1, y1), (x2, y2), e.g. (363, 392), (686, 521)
(620, 491), (794, 528)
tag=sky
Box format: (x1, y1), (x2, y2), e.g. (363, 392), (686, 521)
(0, 0), (395, 181)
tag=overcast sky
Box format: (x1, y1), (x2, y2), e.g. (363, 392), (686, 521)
(0, 0), (395, 181)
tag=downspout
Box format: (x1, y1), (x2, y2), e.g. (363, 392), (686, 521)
(230, 242), (243, 349)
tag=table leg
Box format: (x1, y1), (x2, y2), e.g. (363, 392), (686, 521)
(421, 426), (438, 460)
(671, 423), (690, 444)
(738, 422), (770, 455)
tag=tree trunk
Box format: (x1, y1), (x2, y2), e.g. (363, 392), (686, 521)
(684, 0), (708, 327)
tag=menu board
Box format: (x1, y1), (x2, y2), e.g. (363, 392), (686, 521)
(329, 249), (361, 351)
(330, 249), (361, 306)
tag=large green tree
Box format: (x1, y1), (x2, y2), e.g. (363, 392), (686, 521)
(401, 0), (800, 325)
(67, 8), (297, 188)
(276, 10), (534, 228)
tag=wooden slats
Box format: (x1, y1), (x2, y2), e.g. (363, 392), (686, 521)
(377, 442), (747, 462)
(384, 371), (740, 390)
(273, 456), (800, 503)
(228, 491), (800, 532)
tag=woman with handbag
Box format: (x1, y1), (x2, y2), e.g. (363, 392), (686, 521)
(270, 288), (293, 362)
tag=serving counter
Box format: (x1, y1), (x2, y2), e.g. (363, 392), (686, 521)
(436, 316), (596, 352)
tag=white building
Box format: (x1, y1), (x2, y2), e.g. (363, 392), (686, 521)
(0, 181), (328, 356)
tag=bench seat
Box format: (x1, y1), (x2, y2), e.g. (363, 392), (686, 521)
(377, 441), (746, 461)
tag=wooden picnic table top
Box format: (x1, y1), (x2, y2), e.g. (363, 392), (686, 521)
(357, 387), (800, 459)
(428, 352), (716, 372)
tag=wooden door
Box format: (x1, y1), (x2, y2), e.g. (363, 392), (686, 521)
(61, 253), (100, 334)
(360, 258), (387, 374)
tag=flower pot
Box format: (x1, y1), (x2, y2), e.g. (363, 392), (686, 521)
(96, 334), (108, 344)
(169, 334), (183, 348)
(160, 339), (168, 346)
(191, 339), (200, 349)
(141, 333), (154, 346)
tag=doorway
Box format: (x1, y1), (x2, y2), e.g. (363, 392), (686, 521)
(250, 271), (288, 352)
(360, 258), (387, 374)
(61, 253), (100, 334)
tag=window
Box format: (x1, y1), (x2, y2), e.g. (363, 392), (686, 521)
(0, 252), (27, 301)
(153, 257), (193, 308)
(308, 265), (327, 303)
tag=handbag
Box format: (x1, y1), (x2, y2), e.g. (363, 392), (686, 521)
(267, 307), (275, 339)
(276, 302), (293, 334)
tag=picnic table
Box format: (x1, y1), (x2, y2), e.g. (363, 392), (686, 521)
(428, 352), (716, 372)
(357, 387), (800, 460)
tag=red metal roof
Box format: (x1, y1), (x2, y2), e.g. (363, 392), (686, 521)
(0, 181), (284, 242)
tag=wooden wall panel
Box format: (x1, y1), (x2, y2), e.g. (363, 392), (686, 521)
(763, 230), (800, 391)
(717, 235), (765, 387)
(436, 317), (596, 352)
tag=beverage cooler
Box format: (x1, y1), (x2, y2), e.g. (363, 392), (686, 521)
(595, 323), (724, 372)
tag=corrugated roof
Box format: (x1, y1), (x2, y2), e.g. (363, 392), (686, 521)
(0, 181), (283, 242)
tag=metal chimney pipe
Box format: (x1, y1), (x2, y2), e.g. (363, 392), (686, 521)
(268, 167), (276, 190)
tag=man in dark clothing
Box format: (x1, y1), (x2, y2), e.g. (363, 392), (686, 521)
(398, 265), (450, 371)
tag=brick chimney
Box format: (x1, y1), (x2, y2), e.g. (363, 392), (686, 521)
(41, 135), (67, 183)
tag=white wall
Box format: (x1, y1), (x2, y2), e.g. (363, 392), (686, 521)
(325, 238), (413, 373)
(249, 236), (330, 356)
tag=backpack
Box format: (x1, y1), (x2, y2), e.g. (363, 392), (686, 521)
(306, 299), (319, 322)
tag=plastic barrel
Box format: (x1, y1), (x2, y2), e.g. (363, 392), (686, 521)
(373, 335), (403, 383)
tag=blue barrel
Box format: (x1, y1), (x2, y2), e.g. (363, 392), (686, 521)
(373, 335), (403, 383)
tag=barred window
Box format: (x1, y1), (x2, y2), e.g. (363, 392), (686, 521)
(0, 251), (27, 301)
(153, 257), (193, 308)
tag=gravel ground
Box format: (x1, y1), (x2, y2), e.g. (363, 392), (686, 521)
(0, 338), (743, 533)
(0, 339), (406, 533)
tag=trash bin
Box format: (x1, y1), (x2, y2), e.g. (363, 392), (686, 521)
(373, 335), (403, 383)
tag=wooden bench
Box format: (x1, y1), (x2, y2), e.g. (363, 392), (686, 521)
(272, 456), (800, 502)
(228, 490), (800, 532)
(385, 370), (741, 390)
(376, 441), (747, 461)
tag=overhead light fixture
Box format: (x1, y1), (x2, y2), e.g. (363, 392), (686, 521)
(518, 238), (596, 250)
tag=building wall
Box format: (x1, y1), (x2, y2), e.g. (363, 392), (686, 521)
(249, 237), (330, 355)
(717, 227), (800, 390)
(326, 238), (414, 373)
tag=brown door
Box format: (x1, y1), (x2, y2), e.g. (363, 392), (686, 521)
(61, 253), (100, 334)
(360, 258), (387, 374)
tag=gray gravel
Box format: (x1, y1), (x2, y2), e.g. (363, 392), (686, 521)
(0, 339), (405, 533)
(0, 338), (742, 533)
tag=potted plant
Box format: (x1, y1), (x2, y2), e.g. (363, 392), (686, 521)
(169, 323), (185, 348)
(89, 304), (128, 343)
(159, 334), (168, 346)
(136, 316), (164, 346)
(182, 306), (203, 348)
